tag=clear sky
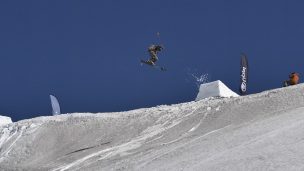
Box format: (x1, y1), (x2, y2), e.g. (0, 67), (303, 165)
(1, 0), (303, 121)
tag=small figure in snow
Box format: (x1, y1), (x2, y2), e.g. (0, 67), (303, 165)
(146, 44), (163, 65)
(283, 72), (300, 87)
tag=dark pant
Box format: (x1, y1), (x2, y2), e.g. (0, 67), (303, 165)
(148, 50), (158, 62)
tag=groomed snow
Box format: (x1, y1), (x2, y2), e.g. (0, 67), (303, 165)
(0, 115), (12, 127)
(1, 84), (304, 171)
(195, 80), (239, 100)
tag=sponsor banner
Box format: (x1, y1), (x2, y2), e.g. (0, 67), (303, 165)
(240, 53), (248, 95)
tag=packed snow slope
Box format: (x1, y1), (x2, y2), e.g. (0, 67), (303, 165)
(1, 84), (304, 171)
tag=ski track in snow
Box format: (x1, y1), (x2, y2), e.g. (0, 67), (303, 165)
(0, 128), (16, 149)
(0, 126), (26, 162)
(188, 109), (209, 133)
(189, 120), (201, 132)
(52, 133), (148, 171)
(0, 123), (40, 149)
(53, 106), (202, 171)
(161, 111), (209, 146)
(145, 135), (164, 144)
(0, 128), (20, 153)
(137, 124), (231, 169)
(52, 148), (113, 171)
(191, 112), (304, 169)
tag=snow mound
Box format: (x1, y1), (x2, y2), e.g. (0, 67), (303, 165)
(0, 115), (12, 127)
(196, 80), (239, 101)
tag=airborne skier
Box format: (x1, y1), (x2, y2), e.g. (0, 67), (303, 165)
(140, 32), (166, 71)
(144, 44), (163, 65)
(140, 44), (166, 71)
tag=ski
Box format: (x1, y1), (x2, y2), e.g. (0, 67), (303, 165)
(140, 60), (167, 71)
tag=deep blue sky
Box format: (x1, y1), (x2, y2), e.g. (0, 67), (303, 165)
(1, 0), (303, 121)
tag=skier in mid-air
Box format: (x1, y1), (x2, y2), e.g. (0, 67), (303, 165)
(140, 32), (166, 71)
(144, 44), (163, 65)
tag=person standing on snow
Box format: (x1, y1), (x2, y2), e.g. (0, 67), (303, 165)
(146, 44), (163, 65)
(283, 72), (300, 87)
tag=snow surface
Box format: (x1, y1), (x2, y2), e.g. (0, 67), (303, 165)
(195, 80), (239, 100)
(1, 84), (304, 170)
(0, 115), (12, 127)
